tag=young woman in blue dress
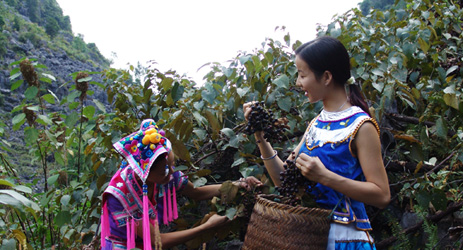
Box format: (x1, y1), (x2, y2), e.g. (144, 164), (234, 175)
(243, 36), (390, 249)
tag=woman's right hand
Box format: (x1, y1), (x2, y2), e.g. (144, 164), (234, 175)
(243, 101), (265, 140)
(243, 101), (258, 121)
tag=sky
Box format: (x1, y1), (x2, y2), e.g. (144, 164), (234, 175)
(56, 0), (362, 83)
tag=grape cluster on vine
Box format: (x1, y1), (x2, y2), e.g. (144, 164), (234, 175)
(244, 101), (289, 143)
(276, 153), (315, 206)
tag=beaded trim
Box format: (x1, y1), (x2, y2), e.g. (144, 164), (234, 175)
(305, 115), (380, 157)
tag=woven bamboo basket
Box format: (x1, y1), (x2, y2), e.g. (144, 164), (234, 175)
(242, 194), (331, 250)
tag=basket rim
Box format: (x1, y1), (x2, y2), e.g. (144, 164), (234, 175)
(256, 194), (332, 216)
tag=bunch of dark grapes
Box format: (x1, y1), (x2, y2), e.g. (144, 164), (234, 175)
(244, 101), (289, 143)
(276, 155), (315, 206)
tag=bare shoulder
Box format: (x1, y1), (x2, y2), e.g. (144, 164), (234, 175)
(352, 120), (381, 154)
(357, 121), (380, 139)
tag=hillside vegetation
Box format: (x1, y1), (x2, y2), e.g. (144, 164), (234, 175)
(0, 0), (109, 67)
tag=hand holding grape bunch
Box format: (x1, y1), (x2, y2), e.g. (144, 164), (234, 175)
(243, 101), (289, 143)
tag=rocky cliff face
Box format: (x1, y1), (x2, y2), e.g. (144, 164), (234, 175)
(0, 30), (109, 114)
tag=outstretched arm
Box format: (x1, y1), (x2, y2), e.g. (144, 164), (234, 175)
(180, 176), (263, 201)
(136, 213), (229, 249)
(243, 101), (307, 186)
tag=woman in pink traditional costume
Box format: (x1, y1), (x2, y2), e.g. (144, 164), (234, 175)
(101, 119), (262, 250)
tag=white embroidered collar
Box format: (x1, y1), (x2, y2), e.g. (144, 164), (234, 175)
(319, 106), (365, 122)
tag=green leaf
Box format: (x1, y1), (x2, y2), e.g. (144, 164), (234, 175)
(223, 68), (234, 78)
(167, 131), (191, 162)
(39, 77), (52, 84)
(55, 211), (71, 227)
(47, 174), (59, 186)
(443, 93), (459, 110)
(161, 77), (174, 90)
(236, 87), (250, 98)
(201, 88), (216, 104)
(371, 68), (384, 77)
(10, 79), (24, 91)
(42, 93), (56, 104)
(193, 101), (204, 111)
(193, 177), (207, 188)
(231, 158), (246, 168)
(193, 129), (206, 140)
(61, 195), (71, 207)
(90, 81), (105, 89)
(392, 68), (407, 82)
(166, 93), (174, 106)
(12, 113), (26, 126)
(67, 91), (81, 102)
(417, 38), (429, 54)
(273, 75), (290, 89)
(219, 181), (239, 204)
(0, 179), (14, 188)
(204, 111), (220, 133)
(0, 193), (22, 208)
(277, 96), (292, 112)
(77, 76), (92, 82)
(25, 86), (39, 99)
(435, 117), (447, 139)
(26, 106), (40, 111)
(12, 118), (25, 131)
(0, 190), (40, 211)
(45, 130), (58, 145)
(1, 238), (17, 250)
(175, 165), (188, 171)
(9, 71), (21, 81)
(225, 135), (240, 149)
(171, 82), (184, 102)
(13, 185), (32, 194)
(55, 151), (65, 166)
(220, 128), (235, 138)
(83, 105), (96, 118)
(9, 67), (20, 76)
(192, 112), (206, 127)
(69, 101), (80, 110)
(41, 73), (56, 82)
(225, 207), (237, 220)
(446, 65), (459, 76)
(239, 55), (252, 65)
(65, 112), (79, 127)
(240, 165), (262, 178)
(24, 127), (39, 144)
(93, 99), (106, 112)
(37, 114), (53, 125)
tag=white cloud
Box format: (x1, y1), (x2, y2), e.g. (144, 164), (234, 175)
(56, 0), (361, 82)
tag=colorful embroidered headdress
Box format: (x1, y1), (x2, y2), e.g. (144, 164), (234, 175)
(113, 119), (171, 183)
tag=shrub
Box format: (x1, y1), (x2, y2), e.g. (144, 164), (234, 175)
(45, 17), (59, 38)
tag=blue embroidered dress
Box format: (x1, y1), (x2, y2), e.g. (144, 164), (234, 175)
(299, 106), (380, 249)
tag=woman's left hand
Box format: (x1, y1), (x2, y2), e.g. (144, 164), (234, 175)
(234, 176), (263, 191)
(295, 153), (329, 184)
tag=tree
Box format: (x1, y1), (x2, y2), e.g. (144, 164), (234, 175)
(0, 15), (5, 29)
(360, 0), (395, 15)
(26, 0), (39, 23)
(13, 15), (21, 31)
(45, 17), (59, 38)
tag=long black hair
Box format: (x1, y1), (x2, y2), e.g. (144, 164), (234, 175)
(295, 36), (370, 116)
